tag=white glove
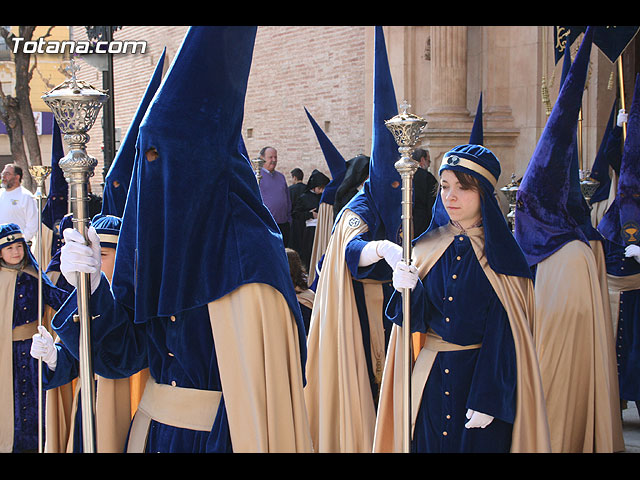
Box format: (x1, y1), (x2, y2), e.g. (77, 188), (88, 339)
(60, 226), (102, 294)
(625, 244), (640, 264)
(376, 240), (403, 269)
(30, 325), (57, 371)
(465, 409), (494, 429)
(617, 109), (628, 127)
(392, 261), (419, 291)
(358, 240), (403, 269)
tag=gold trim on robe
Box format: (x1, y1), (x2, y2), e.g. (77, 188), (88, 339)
(373, 223), (551, 453)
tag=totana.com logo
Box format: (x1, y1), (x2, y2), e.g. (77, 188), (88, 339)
(12, 37), (147, 54)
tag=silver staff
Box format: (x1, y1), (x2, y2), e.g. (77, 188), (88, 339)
(28, 165), (51, 453)
(41, 61), (108, 453)
(385, 101), (427, 453)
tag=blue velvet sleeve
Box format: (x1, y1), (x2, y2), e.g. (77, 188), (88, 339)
(51, 273), (148, 379)
(42, 343), (79, 390)
(466, 295), (517, 424)
(384, 278), (428, 333)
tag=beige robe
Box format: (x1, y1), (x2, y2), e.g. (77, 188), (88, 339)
(304, 209), (391, 453)
(373, 223), (551, 453)
(534, 239), (624, 453)
(308, 202), (334, 286)
(0, 265), (57, 452)
(127, 282), (312, 453)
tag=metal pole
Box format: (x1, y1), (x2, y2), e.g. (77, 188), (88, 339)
(618, 56), (627, 141)
(385, 101), (427, 452)
(42, 61), (108, 453)
(28, 165), (51, 453)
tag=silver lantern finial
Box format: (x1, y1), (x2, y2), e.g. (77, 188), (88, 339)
(385, 100), (427, 454)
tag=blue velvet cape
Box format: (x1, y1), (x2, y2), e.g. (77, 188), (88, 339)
(590, 100), (623, 206)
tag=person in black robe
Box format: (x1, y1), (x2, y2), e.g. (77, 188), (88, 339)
(294, 169), (329, 271)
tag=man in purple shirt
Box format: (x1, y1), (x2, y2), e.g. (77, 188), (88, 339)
(259, 146), (292, 246)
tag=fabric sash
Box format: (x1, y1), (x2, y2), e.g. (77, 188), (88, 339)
(127, 376), (222, 452)
(411, 331), (481, 436)
(607, 271), (640, 335)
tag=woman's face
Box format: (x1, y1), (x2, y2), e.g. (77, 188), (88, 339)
(1, 241), (25, 265)
(439, 169), (482, 228)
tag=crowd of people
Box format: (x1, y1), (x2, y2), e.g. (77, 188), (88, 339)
(0, 25), (638, 454)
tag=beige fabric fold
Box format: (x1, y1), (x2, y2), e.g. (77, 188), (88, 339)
(534, 240), (624, 452)
(296, 288), (315, 311)
(308, 202), (334, 286)
(209, 282), (312, 452)
(304, 209), (383, 453)
(373, 223), (551, 453)
(0, 265), (46, 453)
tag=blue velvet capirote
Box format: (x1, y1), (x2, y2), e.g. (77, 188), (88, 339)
(515, 27), (594, 266)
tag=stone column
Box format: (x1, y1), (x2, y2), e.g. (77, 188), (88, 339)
(427, 26), (469, 122)
(424, 26), (472, 172)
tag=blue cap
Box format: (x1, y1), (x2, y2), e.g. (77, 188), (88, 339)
(426, 144), (531, 279)
(91, 214), (122, 249)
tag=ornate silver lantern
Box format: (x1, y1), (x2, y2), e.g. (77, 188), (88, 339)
(41, 61), (108, 453)
(385, 100), (427, 453)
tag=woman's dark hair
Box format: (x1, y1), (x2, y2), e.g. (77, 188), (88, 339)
(441, 169), (485, 199)
(286, 248), (308, 290)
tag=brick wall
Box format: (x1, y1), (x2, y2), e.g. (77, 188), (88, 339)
(72, 25), (368, 193)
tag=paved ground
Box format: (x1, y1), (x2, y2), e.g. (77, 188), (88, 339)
(623, 402), (640, 452)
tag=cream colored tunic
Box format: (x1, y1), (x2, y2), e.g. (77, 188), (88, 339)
(304, 209), (389, 453)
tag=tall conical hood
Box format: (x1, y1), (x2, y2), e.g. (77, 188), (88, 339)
(590, 100), (623, 205)
(101, 49), (166, 217)
(110, 27), (306, 364)
(469, 93), (483, 145)
(598, 73), (640, 247)
(515, 27), (594, 266)
(304, 107), (346, 206)
(41, 118), (68, 256)
(343, 26), (401, 243)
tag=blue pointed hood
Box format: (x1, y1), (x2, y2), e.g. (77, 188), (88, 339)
(41, 118), (68, 256)
(304, 107), (346, 206)
(514, 27), (594, 266)
(469, 93), (483, 145)
(599, 73), (640, 247)
(590, 100), (623, 205)
(101, 49), (166, 217)
(110, 26), (306, 367)
(343, 26), (402, 243)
